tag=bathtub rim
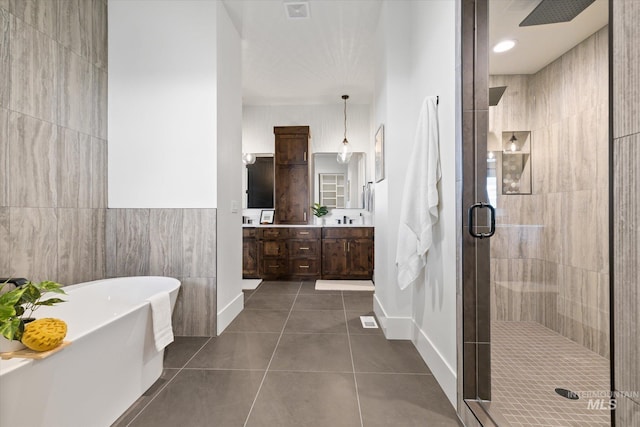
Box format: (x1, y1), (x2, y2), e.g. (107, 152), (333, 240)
(0, 276), (181, 377)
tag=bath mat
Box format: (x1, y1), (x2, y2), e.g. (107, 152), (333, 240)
(315, 280), (374, 291)
(242, 279), (262, 290)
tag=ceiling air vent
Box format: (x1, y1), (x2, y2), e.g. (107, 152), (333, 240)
(284, 2), (310, 20)
(520, 0), (595, 27)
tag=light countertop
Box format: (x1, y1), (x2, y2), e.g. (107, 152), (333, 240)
(242, 224), (373, 228)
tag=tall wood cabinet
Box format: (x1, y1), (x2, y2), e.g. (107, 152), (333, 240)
(274, 126), (310, 224)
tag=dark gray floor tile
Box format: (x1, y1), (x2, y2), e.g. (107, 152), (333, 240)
(128, 370), (264, 427)
(350, 335), (431, 374)
(254, 280), (301, 294)
(186, 332), (279, 370)
(244, 293), (297, 310)
(163, 336), (210, 368)
(284, 310), (347, 334)
(342, 292), (374, 311)
(225, 309), (290, 333)
(111, 369), (179, 427)
(298, 281), (342, 295)
(246, 371), (361, 427)
(357, 373), (461, 427)
(346, 311), (384, 335)
(270, 333), (353, 372)
(293, 293), (344, 310)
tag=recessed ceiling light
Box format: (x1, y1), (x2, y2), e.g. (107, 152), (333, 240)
(493, 40), (517, 53)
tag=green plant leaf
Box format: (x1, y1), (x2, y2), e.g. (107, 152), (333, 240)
(0, 305), (17, 321)
(35, 297), (67, 306)
(38, 281), (67, 294)
(19, 283), (41, 305)
(0, 287), (25, 307)
(0, 318), (22, 341)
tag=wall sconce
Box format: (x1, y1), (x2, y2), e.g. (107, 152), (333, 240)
(242, 153), (256, 165)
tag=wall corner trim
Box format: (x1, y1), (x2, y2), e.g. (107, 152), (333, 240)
(216, 292), (244, 335)
(412, 319), (458, 409)
(373, 294), (413, 339)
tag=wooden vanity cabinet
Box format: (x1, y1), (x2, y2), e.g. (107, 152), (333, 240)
(289, 227), (321, 278)
(244, 226), (374, 280)
(321, 227), (374, 279)
(257, 227), (289, 279)
(274, 126), (310, 225)
(242, 228), (258, 278)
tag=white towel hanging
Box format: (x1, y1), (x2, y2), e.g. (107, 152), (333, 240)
(395, 96), (441, 289)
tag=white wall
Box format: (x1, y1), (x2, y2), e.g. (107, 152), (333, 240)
(372, 1), (414, 339)
(109, 0), (245, 335)
(215, 3), (244, 334)
(373, 0), (458, 408)
(243, 104), (372, 158)
(108, 0), (218, 208)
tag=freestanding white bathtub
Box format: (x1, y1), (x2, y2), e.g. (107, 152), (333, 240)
(0, 276), (181, 427)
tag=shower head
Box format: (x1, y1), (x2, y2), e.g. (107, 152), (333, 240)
(520, 0), (596, 27)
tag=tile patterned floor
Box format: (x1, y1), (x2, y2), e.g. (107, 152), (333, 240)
(489, 321), (611, 427)
(112, 280), (461, 427)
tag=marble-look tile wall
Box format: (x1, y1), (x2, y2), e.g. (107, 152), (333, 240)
(489, 26), (609, 358)
(0, 0), (107, 285)
(106, 209), (218, 336)
(613, 1), (640, 424)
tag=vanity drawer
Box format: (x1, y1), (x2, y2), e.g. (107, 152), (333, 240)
(289, 240), (320, 257)
(289, 227), (321, 239)
(259, 228), (289, 239)
(261, 260), (289, 276)
(322, 227), (374, 239)
(289, 259), (320, 276)
(261, 240), (287, 257)
(243, 228), (256, 238)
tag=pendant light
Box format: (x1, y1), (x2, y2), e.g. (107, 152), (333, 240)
(337, 95), (353, 164)
(508, 132), (518, 152)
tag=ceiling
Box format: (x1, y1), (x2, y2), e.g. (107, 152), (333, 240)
(222, 0), (382, 106)
(223, 0), (608, 106)
(489, 0), (608, 74)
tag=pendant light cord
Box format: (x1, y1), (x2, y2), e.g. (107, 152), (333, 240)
(343, 95), (348, 143)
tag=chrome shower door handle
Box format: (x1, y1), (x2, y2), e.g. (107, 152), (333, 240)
(468, 202), (496, 239)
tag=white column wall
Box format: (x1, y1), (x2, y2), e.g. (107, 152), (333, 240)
(215, 3), (244, 333)
(108, 0), (218, 208)
(373, 0), (458, 408)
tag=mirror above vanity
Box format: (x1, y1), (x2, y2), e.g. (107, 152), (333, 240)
(312, 152), (366, 209)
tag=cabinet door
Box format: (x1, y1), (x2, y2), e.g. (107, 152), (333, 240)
(262, 240), (287, 257)
(347, 238), (374, 278)
(275, 165), (309, 224)
(242, 238), (258, 278)
(275, 134), (308, 165)
(322, 239), (349, 278)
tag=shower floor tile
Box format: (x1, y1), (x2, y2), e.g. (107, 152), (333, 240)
(490, 321), (611, 427)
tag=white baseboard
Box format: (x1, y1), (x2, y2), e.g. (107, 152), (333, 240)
(412, 320), (457, 409)
(373, 294), (413, 339)
(217, 292), (244, 335)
